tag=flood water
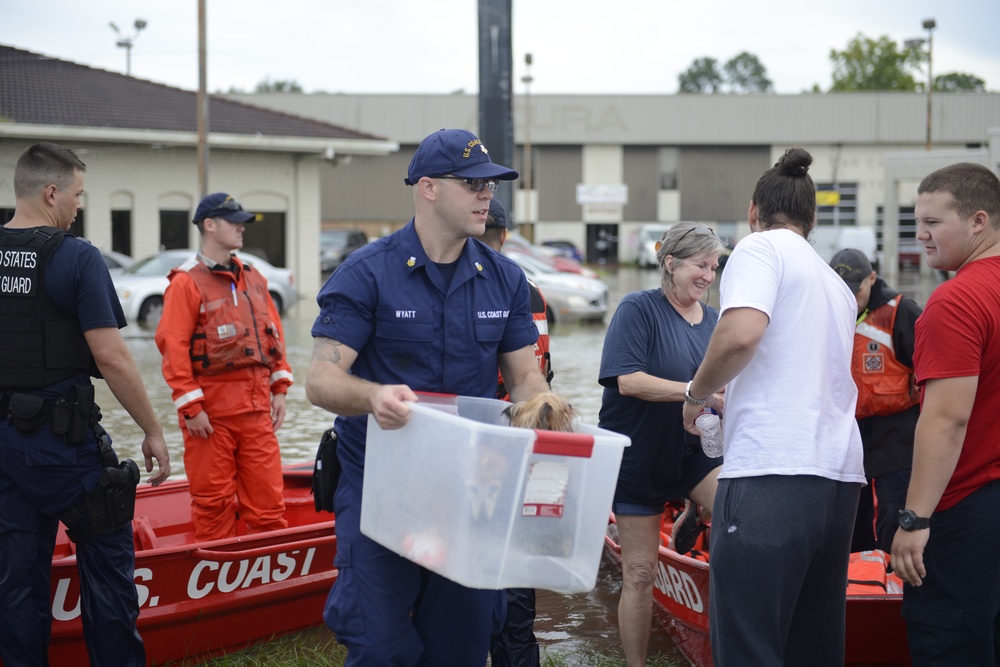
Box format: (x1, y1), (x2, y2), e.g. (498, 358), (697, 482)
(99, 264), (945, 665)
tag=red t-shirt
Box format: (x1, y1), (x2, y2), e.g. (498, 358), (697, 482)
(914, 255), (1000, 511)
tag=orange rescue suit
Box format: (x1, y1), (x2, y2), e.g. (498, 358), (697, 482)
(157, 255), (293, 418)
(852, 298), (919, 419)
(156, 254), (292, 541)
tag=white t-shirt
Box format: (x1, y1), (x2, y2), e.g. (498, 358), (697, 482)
(718, 229), (865, 483)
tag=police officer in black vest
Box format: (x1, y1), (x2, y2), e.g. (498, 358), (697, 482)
(0, 142), (171, 666)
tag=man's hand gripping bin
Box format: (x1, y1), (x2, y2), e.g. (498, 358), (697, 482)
(360, 394), (630, 593)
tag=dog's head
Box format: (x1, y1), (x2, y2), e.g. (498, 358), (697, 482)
(503, 393), (575, 432)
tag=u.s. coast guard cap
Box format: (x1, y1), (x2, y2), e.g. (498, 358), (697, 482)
(404, 129), (518, 186)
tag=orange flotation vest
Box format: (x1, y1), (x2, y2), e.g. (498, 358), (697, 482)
(181, 260), (285, 376)
(496, 279), (551, 400)
(847, 550), (903, 595)
(852, 298), (919, 419)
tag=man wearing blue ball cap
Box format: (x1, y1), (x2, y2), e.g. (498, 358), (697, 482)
(308, 129), (551, 666)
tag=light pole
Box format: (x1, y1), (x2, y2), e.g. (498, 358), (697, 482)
(521, 53), (534, 234)
(521, 53), (534, 196)
(109, 18), (147, 76)
(906, 18), (936, 150)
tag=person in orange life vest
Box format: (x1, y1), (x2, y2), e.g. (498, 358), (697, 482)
(830, 248), (922, 555)
(154, 193), (293, 542)
(475, 197), (549, 667)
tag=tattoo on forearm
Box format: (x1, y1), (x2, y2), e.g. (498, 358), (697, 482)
(312, 338), (343, 364)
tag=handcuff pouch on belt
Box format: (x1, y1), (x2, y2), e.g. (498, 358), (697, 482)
(61, 424), (140, 543)
(50, 384), (96, 445)
(312, 427), (340, 514)
(8, 393), (47, 436)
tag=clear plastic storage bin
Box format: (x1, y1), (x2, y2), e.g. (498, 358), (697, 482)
(360, 394), (630, 593)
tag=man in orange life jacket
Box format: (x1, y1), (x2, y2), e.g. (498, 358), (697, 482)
(475, 197), (551, 667)
(831, 248), (922, 554)
(155, 193), (293, 542)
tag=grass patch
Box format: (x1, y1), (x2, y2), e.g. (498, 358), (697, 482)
(162, 628), (685, 667)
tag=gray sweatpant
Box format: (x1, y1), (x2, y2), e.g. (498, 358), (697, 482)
(709, 475), (861, 667)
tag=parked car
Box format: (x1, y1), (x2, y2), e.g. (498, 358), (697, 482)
(100, 249), (134, 277)
(505, 251), (607, 325)
(503, 232), (598, 279)
(637, 223), (673, 269)
(539, 239), (584, 263)
(113, 249), (297, 326)
(320, 229), (368, 273)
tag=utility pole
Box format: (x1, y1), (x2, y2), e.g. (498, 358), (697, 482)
(907, 19), (936, 150)
(923, 18), (936, 150)
(197, 0), (210, 198)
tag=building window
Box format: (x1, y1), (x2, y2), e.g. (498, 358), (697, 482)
(815, 182), (857, 226)
(876, 205), (920, 268)
(112, 210), (132, 256)
(160, 210), (189, 250)
(659, 148), (679, 190)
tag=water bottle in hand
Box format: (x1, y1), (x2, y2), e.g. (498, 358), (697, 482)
(695, 410), (723, 458)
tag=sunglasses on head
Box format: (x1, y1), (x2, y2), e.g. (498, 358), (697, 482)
(655, 225), (716, 255)
(206, 198), (248, 221)
(437, 176), (500, 193)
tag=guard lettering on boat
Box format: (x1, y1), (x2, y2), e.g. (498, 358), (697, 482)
(654, 561), (704, 613)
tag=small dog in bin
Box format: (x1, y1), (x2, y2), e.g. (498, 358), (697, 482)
(503, 393), (577, 558)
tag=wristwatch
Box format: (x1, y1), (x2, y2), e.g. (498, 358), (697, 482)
(684, 381), (708, 407)
(897, 509), (931, 531)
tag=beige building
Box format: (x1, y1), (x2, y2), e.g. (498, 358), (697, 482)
(229, 91), (1000, 283)
(0, 45), (397, 306)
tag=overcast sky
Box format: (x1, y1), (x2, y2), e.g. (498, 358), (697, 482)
(3, 0), (999, 95)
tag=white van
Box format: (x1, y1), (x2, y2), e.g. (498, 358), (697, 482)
(637, 223), (672, 269)
(811, 226), (880, 272)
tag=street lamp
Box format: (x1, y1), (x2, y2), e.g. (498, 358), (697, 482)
(521, 53), (534, 193)
(905, 18), (936, 150)
(109, 18), (147, 76)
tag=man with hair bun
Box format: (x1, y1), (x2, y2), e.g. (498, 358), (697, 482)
(682, 148), (865, 666)
(891, 162), (1000, 666)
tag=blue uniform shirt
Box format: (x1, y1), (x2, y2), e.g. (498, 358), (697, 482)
(312, 220), (538, 481)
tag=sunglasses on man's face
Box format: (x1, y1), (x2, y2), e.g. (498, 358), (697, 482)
(437, 176), (500, 193)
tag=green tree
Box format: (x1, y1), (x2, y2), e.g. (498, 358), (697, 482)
(935, 72), (986, 92)
(723, 52), (773, 93)
(829, 33), (923, 91)
(254, 78), (304, 93)
(678, 57), (723, 94)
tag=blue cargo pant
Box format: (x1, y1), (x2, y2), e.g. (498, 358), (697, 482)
(0, 421), (144, 667)
(324, 473), (501, 667)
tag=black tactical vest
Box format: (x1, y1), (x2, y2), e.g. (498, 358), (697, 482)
(0, 227), (95, 390)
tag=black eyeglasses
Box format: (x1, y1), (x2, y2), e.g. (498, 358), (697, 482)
(437, 176), (500, 193)
(656, 225), (717, 256)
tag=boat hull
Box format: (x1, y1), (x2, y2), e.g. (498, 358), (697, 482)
(14, 463), (337, 667)
(603, 513), (911, 667)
